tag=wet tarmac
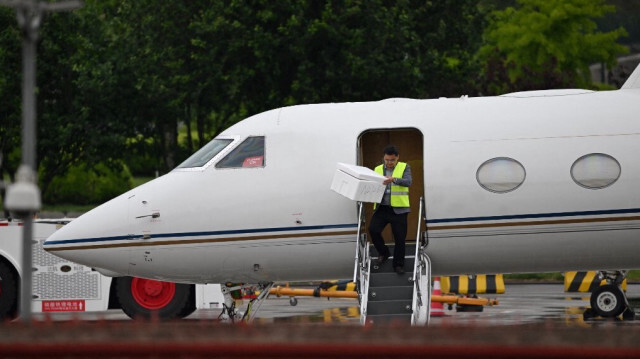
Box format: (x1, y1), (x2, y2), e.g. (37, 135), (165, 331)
(430, 283), (640, 327)
(29, 283), (640, 326)
(252, 283), (640, 326)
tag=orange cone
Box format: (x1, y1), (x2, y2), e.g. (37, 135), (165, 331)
(431, 277), (445, 317)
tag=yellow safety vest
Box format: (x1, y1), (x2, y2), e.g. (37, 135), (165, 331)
(374, 162), (410, 208)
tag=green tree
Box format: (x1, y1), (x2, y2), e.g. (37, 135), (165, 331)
(190, 0), (486, 126)
(478, 0), (628, 94)
(1, 3), (140, 199)
(0, 8), (21, 184)
(3, 1), (488, 206)
(70, 0), (207, 171)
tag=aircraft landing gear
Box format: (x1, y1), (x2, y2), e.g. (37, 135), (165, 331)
(584, 271), (635, 321)
(219, 282), (274, 323)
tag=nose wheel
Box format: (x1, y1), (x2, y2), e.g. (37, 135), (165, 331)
(116, 276), (195, 320)
(584, 271), (635, 321)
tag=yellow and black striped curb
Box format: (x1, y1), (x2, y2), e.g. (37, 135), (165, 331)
(441, 274), (505, 295)
(564, 271), (627, 292)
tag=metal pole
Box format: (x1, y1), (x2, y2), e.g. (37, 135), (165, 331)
(20, 218), (34, 321)
(19, 2), (38, 171)
(17, 0), (40, 323)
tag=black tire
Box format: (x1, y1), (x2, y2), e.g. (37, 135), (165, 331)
(115, 276), (193, 320)
(178, 287), (197, 318)
(590, 284), (626, 318)
(0, 261), (19, 321)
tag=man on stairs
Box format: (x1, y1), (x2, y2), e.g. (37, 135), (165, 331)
(369, 145), (412, 275)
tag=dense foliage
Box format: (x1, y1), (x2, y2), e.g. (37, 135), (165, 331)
(478, 0), (628, 94)
(0, 1), (630, 205)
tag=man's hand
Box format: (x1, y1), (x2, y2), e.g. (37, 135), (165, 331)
(383, 176), (394, 185)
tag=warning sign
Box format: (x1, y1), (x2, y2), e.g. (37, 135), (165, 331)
(42, 300), (86, 312)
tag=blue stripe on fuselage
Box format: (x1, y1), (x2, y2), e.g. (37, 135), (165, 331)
(44, 223), (359, 246)
(427, 208), (640, 224)
(44, 207), (640, 247)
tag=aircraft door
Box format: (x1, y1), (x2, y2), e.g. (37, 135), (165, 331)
(358, 129), (424, 245)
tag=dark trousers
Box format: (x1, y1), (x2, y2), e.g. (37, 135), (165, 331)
(368, 205), (407, 267)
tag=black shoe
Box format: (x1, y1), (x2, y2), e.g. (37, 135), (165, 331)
(394, 265), (405, 275)
(375, 255), (389, 267)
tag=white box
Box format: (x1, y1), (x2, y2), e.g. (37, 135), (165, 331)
(330, 164), (386, 203)
(336, 162), (385, 184)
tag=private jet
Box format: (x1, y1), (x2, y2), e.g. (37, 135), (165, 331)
(44, 64), (640, 323)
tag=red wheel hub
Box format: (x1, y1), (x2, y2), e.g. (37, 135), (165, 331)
(131, 278), (176, 310)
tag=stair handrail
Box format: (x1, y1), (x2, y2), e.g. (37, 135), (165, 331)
(412, 196), (425, 282)
(411, 249), (431, 325)
(411, 196), (431, 325)
(353, 202), (365, 282)
(358, 245), (371, 325)
(351, 201), (371, 324)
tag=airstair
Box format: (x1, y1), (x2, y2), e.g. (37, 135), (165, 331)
(354, 197), (431, 325)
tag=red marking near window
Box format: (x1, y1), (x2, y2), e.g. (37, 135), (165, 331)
(242, 156), (264, 167)
(42, 300), (86, 312)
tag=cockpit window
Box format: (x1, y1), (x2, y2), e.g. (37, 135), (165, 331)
(216, 136), (265, 168)
(177, 138), (233, 168)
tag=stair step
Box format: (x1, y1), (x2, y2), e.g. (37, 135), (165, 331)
(369, 272), (414, 287)
(369, 243), (418, 257)
(370, 257), (415, 273)
(359, 241), (427, 324)
(369, 286), (413, 302)
(366, 313), (412, 324)
(367, 299), (413, 315)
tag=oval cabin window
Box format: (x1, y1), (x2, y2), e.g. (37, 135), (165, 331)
(476, 157), (526, 193)
(571, 153), (620, 189)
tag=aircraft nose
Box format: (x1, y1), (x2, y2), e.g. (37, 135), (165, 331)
(42, 218), (87, 252)
(43, 193), (131, 265)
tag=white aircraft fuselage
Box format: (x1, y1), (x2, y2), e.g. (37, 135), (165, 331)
(44, 71), (640, 285)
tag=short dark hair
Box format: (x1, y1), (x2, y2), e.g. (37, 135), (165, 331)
(383, 145), (399, 156)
